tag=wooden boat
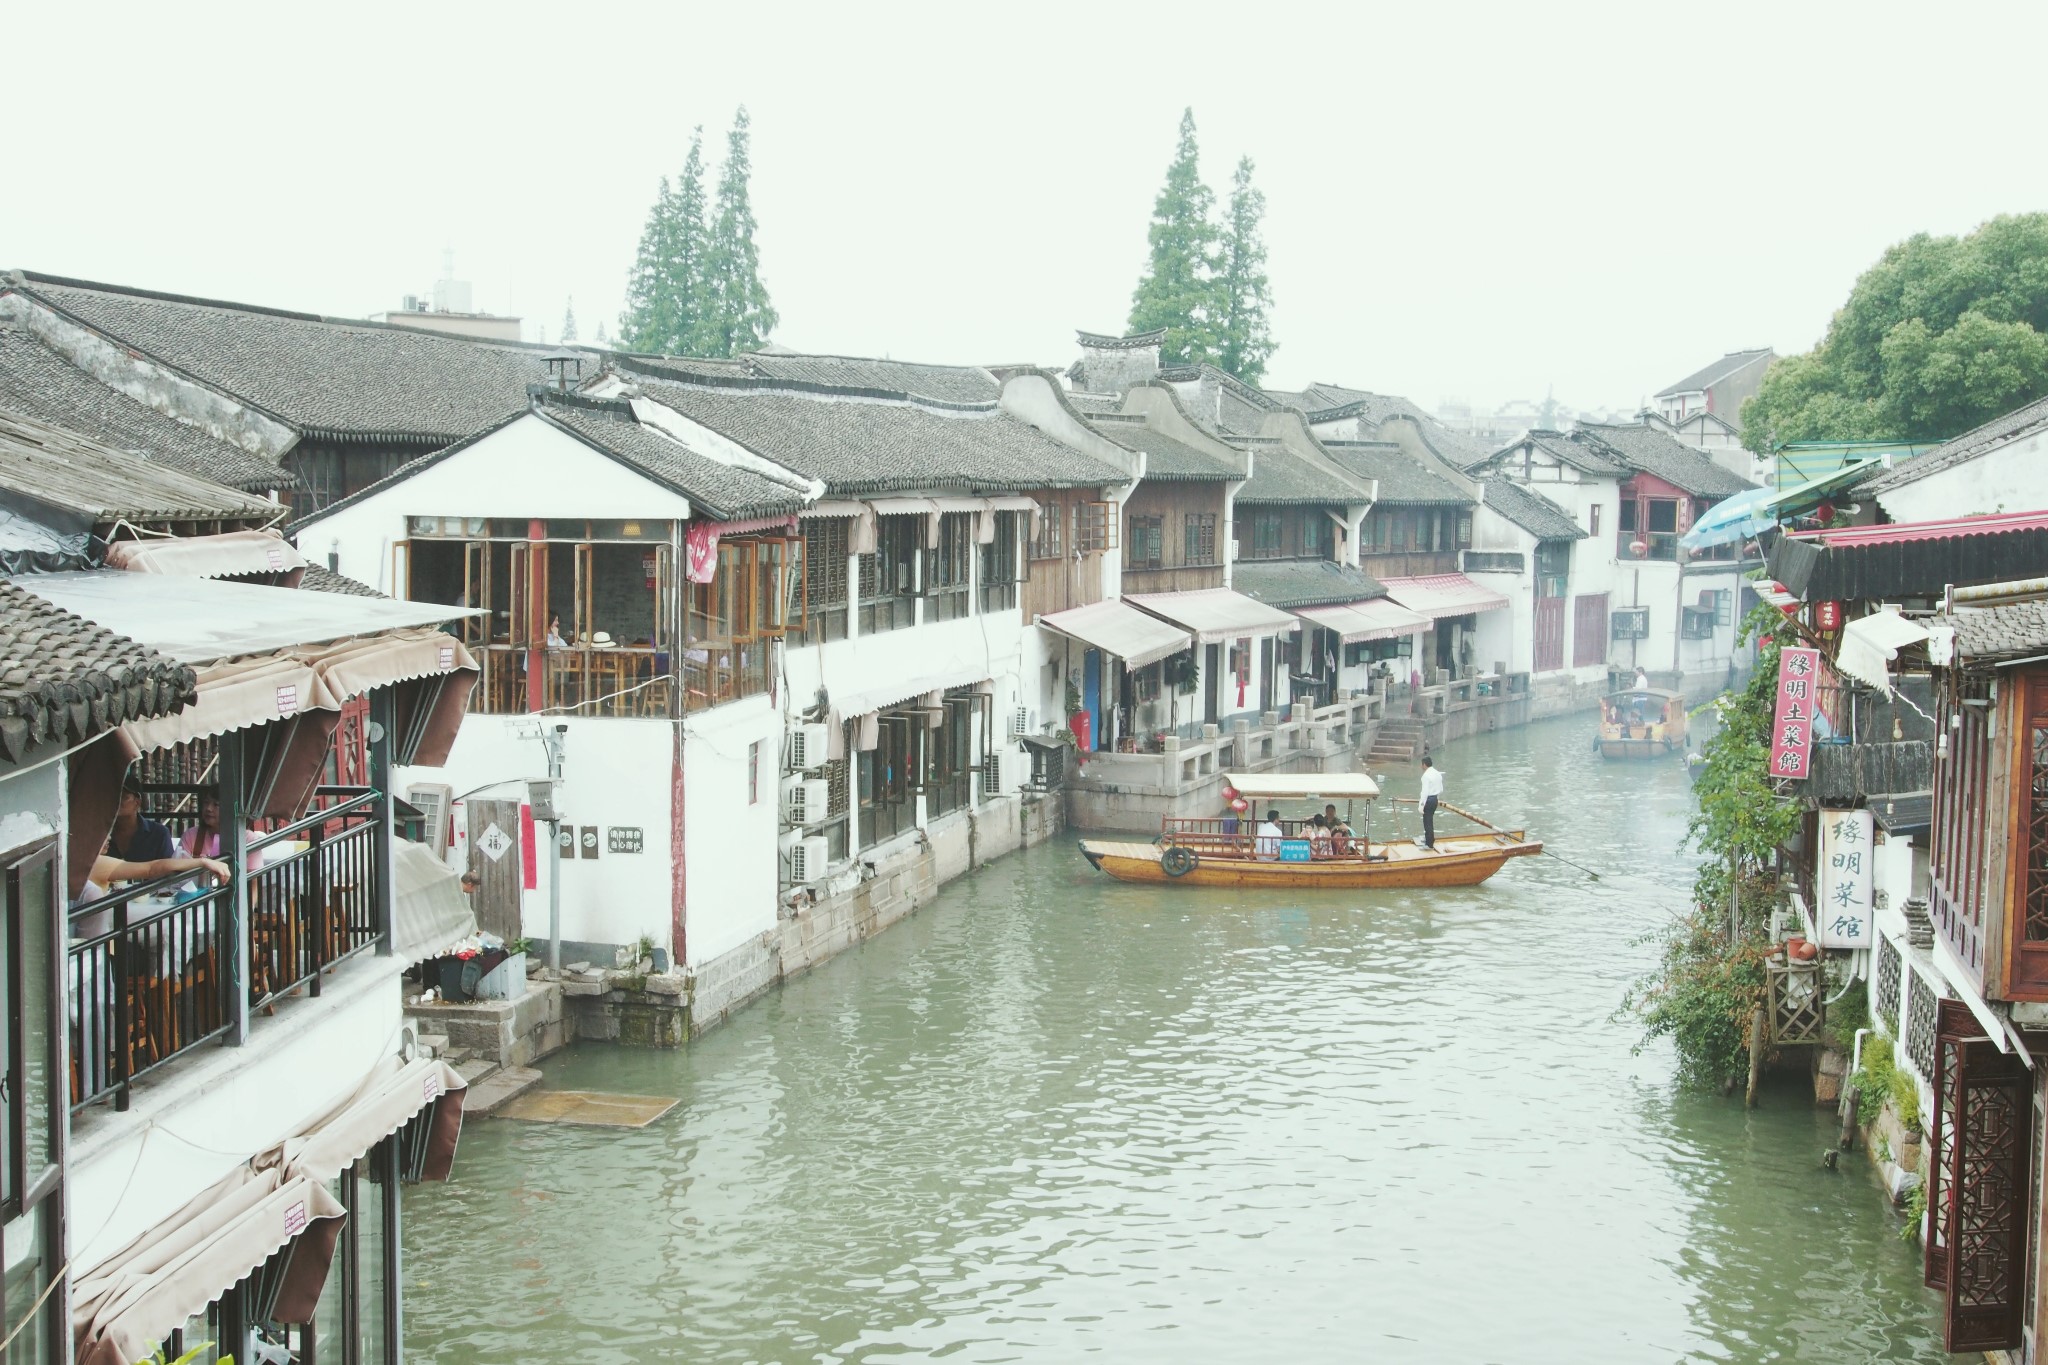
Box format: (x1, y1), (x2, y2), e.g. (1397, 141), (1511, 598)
(1597, 687), (1688, 760)
(1078, 772), (1541, 889)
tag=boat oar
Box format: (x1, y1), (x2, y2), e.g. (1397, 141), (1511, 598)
(1437, 800), (1603, 882)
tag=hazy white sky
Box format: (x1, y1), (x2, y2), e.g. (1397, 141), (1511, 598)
(7, 1), (2046, 415)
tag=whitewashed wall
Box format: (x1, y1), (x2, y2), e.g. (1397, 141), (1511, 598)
(1873, 430), (2048, 522)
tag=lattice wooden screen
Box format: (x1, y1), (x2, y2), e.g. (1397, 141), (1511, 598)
(1926, 997), (2032, 1352)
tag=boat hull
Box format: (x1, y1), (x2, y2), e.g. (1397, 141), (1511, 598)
(1599, 736), (1679, 760)
(1077, 835), (1541, 889)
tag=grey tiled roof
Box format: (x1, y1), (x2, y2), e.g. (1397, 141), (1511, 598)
(1232, 559), (1388, 609)
(299, 564), (385, 598)
(1063, 391), (1125, 414)
(1508, 429), (1631, 477)
(1577, 422), (1755, 497)
(1318, 442), (1473, 506)
(0, 578), (195, 762)
(1655, 348), (1773, 398)
(0, 326), (294, 494)
(1479, 477), (1586, 541)
(16, 275), (591, 441)
(621, 350), (1001, 404)
(540, 404), (809, 520)
(1085, 417), (1236, 481)
(1939, 600), (2048, 662)
(0, 404), (281, 526)
(1862, 393), (2048, 495)
(1159, 364), (1284, 437)
(632, 377), (1129, 495)
(1236, 443), (1368, 505)
(1278, 383), (1495, 468)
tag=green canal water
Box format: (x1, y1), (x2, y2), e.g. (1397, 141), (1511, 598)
(403, 717), (1946, 1362)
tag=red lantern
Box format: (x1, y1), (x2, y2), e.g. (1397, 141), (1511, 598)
(1814, 600), (1843, 631)
(1231, 797), (1249, 813)
(1221, 785), (1238, 801)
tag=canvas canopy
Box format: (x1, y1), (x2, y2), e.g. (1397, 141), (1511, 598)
(1125, 588), (1300, 644)
(831, 665), (989, 720)
(265, 1054), (469, 1187)
(1293, 598), (1429, 643)
(1379, 573), (1510, 620)
(1037, 600), (1192, 668)
(1837, 609), (1930, 696)
(1223, 772), (1381, 801)
(104, 529), (307, 582)
(392, 842), (479, 966)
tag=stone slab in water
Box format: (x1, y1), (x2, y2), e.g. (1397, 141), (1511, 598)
(494, 1087), (677, 1128)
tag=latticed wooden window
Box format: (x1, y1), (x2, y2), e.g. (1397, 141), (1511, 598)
(822, 758), (850, 818)
(1125, 516), (1163, 570)
(1252, 514), (1283, 559)
(1907, 969), (1939, 1079)
(1030, 504), (1064, 560)
(2027, 703), (2048, 944)
(1074, 501), (1119, 554)
(1927, 997), (2032, 1351)
(1875, 934), (1902, 1034)
(1184, 514), (1216, 565)
(804, 519), (849, 615)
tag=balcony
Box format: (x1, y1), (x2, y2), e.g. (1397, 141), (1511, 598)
(69, 787), (388, 1113)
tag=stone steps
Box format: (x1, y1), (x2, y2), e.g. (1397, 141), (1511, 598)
(466, 1066), (544, 1116)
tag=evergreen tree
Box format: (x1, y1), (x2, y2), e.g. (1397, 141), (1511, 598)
(560, 297), (578, 343)
(594, 318), (609, 346)
(702, 107), (778, 357)
(1128, 108), (1221, 369)
(617, 129), (713, 354)
(1215, 155), (1275, 383)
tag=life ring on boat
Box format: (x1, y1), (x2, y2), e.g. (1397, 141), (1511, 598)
(1161, 845), (1199, 878)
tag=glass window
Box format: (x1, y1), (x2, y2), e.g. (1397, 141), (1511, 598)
(1647, 499), (1679, 533)
(1126, 516), (1164, 571)
(1252, 514), (1284, 559)
(1184, 514), (1217, 565)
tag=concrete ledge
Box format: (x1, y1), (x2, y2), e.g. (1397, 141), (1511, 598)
(406, 980), (566, 1069)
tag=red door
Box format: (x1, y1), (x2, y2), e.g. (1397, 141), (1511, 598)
(1532, 596), (1565, 673)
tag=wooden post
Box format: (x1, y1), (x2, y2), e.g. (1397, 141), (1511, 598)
(1746, 1003), (1768, 1107)
(1838, 1083), (1861, 1151)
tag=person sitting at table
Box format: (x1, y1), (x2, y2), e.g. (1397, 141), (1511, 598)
(110, 774), (177, 863)
(547, 614), (569, 649)
(73, 850), (233, 939)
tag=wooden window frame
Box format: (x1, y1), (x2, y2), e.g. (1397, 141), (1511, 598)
(1184, 513), (1217, 567)
(1126, 515), (1164, 571)
(1074, 501), (1119, 555)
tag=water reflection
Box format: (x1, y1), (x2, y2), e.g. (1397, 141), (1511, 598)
(405, 718), (1942, 1363)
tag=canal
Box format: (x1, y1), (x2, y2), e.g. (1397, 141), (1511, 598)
(404, 717), (1945, 1362)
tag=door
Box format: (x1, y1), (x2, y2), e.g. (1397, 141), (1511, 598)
(1081, 649), (1101, 753)
(1259, 639), (1275, 714)
(464, 799), (525, 942)
(1533, 596), (1566, 673)
(1204, 644), (1221, 725)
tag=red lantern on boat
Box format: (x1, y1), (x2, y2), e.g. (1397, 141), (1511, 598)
(1221, 785), (1238, 801)
(1231, 797), (1249, 813)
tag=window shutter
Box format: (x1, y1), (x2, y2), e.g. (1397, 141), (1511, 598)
(1929, 998), (2032, 1352)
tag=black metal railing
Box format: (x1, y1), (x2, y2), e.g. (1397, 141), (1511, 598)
(69, 786), (387, 1113)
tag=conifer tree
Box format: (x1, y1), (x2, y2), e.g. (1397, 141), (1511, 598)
(594, 319), (609, 346)
(1215, 156), (1275, 384)
(617, 129), (713, 354)
(619, 175), (677, 351)
(560, 297), (578, 343)
(1128, 108), (1221, 369)
(701, 107), (778, 357)
(670, 132), (715, 354)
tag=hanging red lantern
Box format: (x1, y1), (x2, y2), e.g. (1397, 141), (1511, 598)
(1814, 600), (1843, 631)
(1813, 500), (1836, 526)
(1231, 797), (1249, 813)
(1221, 785), (1238, 801)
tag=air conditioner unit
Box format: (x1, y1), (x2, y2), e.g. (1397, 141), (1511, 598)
(1010, 705), (1029, 740)
(789, 722), (830, 771)
(403, 782), (454, 857)
(782, 776), (829, 825)
(789, 834), (830, 884)
(980, 751), (1005, 799)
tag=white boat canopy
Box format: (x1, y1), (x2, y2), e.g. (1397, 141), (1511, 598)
(1223, 772), (1381, 801)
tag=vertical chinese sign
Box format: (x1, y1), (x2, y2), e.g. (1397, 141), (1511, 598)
(1769, 645), (1822, 778)
(1816, 807), (1874, 947)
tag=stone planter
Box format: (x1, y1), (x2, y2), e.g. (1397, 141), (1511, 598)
(474, 952), (527, 1000)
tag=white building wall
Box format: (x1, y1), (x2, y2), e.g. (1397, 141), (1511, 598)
(681, 696), (782, 965)
(1873, 430), (2048, 523)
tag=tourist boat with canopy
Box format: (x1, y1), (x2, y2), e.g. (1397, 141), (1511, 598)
(1077, 772), (1542, 889)
(1596, 686), (1688, 760)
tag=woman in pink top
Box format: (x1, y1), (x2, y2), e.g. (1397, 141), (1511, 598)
(180, 789), (261, 870)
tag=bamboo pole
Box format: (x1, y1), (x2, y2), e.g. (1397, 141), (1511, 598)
(1746, 1004), (1768, 1107)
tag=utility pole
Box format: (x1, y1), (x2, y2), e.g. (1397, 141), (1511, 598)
(544, 724), (567, 972)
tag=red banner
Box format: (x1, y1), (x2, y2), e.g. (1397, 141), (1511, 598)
(1769, 646), (1822, 778)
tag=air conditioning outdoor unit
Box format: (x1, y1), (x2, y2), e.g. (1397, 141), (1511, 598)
(789, 722), (830, 771)
(782, 776), (829, 825)
(980, 751), (1005, 799)
(1011, 705), (1030, 740)
(403, 782), (454, 857)
(789, 834), (830, 884)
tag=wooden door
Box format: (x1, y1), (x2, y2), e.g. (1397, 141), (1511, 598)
(1203, 644), (1220, 725)
(464, 799), (524, 942)
(1533, 596), (1565, 673)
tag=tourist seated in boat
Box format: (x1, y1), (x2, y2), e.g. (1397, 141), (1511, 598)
(1308, 815), (1331, 856)
(1324, 804), (1353, 856)
(1255, 809), (1283, 860)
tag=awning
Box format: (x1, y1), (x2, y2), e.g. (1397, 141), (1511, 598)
(867, 497), (941, 548)
(1125, 588), (1300, 644)
(1836, 609), (1930, 695)
(1037, 600), (1192, 668)
(123, 653), (339, 752)
(392, 842), (479, 966)
(829, 664), (990, 719)
(800, 500), (877, 553)
(1224, 772), (1381, 800)
(988, 495), (1042, 540)
(1293, 597), (1430, 643)
(73, 1167), (347, 1365)
(105, 529), (307, 584)
(1681, 459), (1884, 551)
(267, 1054), (469, 1187)
(1379, 573), (1510, 620)
(10, 570), (477, 665)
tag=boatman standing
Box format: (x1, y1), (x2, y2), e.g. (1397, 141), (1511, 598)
(1419, 755), (1444, 850)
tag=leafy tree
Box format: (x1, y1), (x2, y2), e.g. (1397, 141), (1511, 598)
(701, 106), (777, 358)
(1215, 156), (1275, 384)
(560, 297), (577, 343)
(1742, 213), (2048, 451)
(1128, 108), (1222, 369)
(618, 129), (712, 354)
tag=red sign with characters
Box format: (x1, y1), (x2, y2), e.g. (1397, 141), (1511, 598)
(1769, 646), (1823, 779)
(1814, 600), (1843, 631)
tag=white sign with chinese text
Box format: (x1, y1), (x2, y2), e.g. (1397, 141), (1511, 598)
(1816, 808), (1875, 948)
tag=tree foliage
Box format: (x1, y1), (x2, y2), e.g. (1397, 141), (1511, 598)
(1129, 109), (1222, 370)
(1216, 156), (1276, 384)
(619, 114), (774, 358)
(1742, 213), (2048, 451)
(560, 297), (577, 343)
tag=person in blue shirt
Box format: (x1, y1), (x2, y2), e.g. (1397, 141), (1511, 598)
(109, 774), (177, 864)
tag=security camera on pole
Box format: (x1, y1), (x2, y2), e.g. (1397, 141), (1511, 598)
(526, 724), (569, 972)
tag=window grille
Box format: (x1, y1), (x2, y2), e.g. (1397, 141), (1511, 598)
(1126, 515), (1164, 570)
(1875, 934), (1902, 1033)
(1184, 514), (1217, 566)
(1906, 968), (1939, 1080)
(1074, 501), (1119, 554)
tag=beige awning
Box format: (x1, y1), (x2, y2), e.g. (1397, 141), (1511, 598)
(73, 1168), (346, 1365)
(1380, 573), (1510, 620)
(123, 653), (339, 752)
(1224, 771), (1382, 801)
(800, 500), (877, 553)
(867, 497), (941, 547)
(1125, 588), (1301, 644)
(831, 665), (989, 720)
(1038, 600), (1192, 668)
(268, 1055), (469, 1187)
(988, 494), (1042, 540)
(105, 529), (306, 584)
(1294, 598), (1431, 643)
(393, 842), (479, 966)
(1837, 609), (1929, 696)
